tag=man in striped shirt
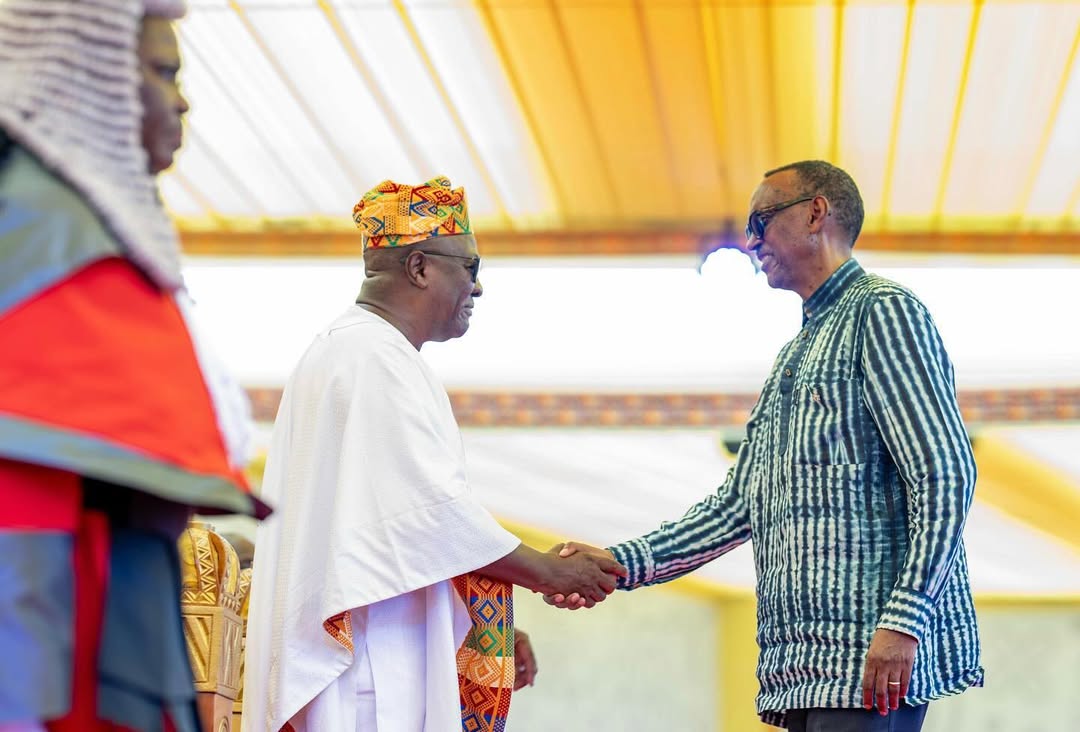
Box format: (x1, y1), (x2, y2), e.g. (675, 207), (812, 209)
(549, 161), (983, 731)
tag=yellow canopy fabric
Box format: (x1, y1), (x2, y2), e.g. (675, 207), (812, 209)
(165, 1), (1080, 246)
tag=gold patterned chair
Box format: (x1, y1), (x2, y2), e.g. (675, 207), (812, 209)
(232, 566), (253, 730)
(178, 522), (248, 732)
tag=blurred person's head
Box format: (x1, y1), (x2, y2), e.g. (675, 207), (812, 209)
(0, 0), (189, 288)
(138, 14), (189, 173)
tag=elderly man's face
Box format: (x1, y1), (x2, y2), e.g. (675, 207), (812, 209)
(424, 234), (483, 342)
(138, 17), (189, 174)
(745, 170), (820, 297)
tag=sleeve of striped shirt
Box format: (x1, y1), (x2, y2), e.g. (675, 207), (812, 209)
(608, 415), (756, 590)
(861, 293), (977, 643)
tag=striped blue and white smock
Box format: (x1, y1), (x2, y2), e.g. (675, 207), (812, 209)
(610, 259), (984, 727)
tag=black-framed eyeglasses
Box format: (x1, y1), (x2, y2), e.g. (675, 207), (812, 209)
(401, 250), (481, 282)
(745, 196), (815, 242)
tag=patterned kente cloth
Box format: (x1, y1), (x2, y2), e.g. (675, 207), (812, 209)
(352, 175), (472, 250)
(453, 574), (514, 732)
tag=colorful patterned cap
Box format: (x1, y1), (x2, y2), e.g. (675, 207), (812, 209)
(353, 176), (472, 250)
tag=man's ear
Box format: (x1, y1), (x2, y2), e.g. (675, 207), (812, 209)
(807, 195), (830, 234)
(401, 250), (431, 289)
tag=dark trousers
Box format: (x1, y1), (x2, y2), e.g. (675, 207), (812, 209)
(786, 703), (928, 732)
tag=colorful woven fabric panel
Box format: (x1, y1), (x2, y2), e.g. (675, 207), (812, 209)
(352, 176), (472, 250)
(452, 573), (514, 732)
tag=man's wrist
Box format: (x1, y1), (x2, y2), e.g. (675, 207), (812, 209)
(876, 587), (934, 644)
(526, 549), (559, 595)
(608, 538), (652, 588)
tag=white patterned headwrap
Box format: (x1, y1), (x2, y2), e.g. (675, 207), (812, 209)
(0, 0), (187, 290)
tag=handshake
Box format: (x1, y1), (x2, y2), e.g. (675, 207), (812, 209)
(535, 542), (627, 610)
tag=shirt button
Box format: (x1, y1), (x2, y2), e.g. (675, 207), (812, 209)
(784, 368), (793, 377)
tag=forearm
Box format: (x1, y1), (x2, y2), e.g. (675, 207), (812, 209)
(610, 489), (751, 590)
(476, 543), (557, 594)
(872, 388), (976, 640)
(862, 293), (977, 640)
(877, 466), (974, 641)
(895, 465), (974, 591)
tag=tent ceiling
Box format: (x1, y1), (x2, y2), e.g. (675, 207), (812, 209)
(167, 0), (1080, 255)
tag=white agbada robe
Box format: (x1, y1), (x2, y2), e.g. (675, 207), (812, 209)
(242, 306), (521, 732)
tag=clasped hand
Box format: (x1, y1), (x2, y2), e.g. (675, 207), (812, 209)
(541, 541), (623, 609)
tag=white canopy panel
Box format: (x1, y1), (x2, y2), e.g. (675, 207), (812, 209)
(182, 251), (1080, 390)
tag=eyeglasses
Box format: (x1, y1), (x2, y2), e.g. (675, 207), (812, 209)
(401, 250), (481, 282)
(745, 196), (815, 242)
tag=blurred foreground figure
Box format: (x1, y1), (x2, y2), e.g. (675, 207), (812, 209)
(0, 1), (269, 730)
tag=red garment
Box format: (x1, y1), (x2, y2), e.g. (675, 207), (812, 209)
(0, 146), (253, 731)
(0, 258), (249, 491)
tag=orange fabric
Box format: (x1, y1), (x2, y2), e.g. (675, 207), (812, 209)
(452, 574), (514, 732)
(352, 176), (472, 250)
(0, 257), (246, 489)
(0, 459), (80, 531)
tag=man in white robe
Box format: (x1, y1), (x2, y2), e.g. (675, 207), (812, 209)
(243, 177), (625, 732)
